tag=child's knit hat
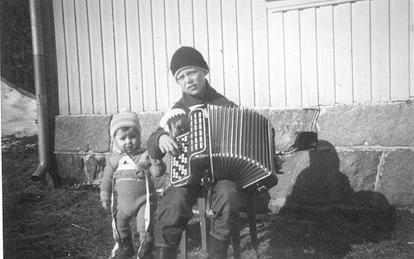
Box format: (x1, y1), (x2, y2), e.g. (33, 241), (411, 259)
(170, 46), (209, 79)
(110, 109), (141, 137)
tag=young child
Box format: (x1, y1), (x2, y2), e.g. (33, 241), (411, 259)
(100, 110), (162, 259)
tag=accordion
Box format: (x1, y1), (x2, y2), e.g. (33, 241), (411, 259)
(165, 104), (278, 192)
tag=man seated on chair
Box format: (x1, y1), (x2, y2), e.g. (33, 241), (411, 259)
(147, 46), (243, 259)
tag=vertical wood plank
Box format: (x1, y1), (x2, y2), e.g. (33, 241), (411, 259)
(75, 0), (93, 114)
(333, 3), (353, 104)
(101, 0), (118, 113)
(87, 0), (106, 114)
(165, 0), (182, 106)
(221, 0), (239, 104)
(411, 0), (414, 97)
(179, 0), (194, 46)
(125, 0), (144, 112)
(371, 0), (390, 101)
(268, 12), (286, 107)
(300, 8), (318, 107)
(284, 10), (302, 107)
(193, 0), (209, 69)
(139, 0), (157, 110)
(352, 0), (371, 103)
(207, 0), (225, 94)
(53, 0), (69, 114)
(62, 0), (81, 114)
(252, 0), (270, 107)
(152, 0), (170, 111)
(390, 0), (410, 100)
(193, 0), (210, 86)
(237, 0), (254, 106)
(316, 5), (335, 105)
(113, 0), (130, 111)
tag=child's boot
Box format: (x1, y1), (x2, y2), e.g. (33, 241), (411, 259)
(113, 236), (135, 259)
(137, 231), (154, 259)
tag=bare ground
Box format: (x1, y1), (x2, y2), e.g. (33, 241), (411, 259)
(2, 135), (414, 258)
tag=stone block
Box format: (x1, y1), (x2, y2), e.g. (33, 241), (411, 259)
(338, 150), (380, 192)
(54, 112), (164, 152)
(55, 153), (86, 185)
(257, 108), (319, 151)
(378, 150), (414, 207)
(318, 101), (414, 147)
(55, 115), (111, 152)
(84, 153), (106, 183)
(138, 112), (164, 147)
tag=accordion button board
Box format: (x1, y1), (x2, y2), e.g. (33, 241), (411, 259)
(170, 108), (209, 187)
(170, 133), (190, 185)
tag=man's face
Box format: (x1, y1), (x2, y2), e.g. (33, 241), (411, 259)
(176, 68), (207, 98)
(114, 127), (140, 154)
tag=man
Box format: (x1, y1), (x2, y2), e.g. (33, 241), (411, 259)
(147, 46), (242, 259)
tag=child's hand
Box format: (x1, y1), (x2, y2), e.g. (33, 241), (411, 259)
(136, 170), (147, 179)
(138, 151), (150, 162)
(149, 158), (166, 177)
(101, 200), (110, 210)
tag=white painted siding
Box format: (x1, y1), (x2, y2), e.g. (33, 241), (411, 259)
(53, 0), (413, 114)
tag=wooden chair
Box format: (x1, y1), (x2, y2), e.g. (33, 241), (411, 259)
(179, 194), (258, 259)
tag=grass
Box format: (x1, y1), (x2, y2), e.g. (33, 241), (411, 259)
(2, 135), (112, 258)
(2, 135), (414, 258)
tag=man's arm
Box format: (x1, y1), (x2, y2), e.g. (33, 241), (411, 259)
(146, 127), (168, 160)
(147, 128), (180, 157)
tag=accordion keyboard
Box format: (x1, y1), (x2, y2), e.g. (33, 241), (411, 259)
(189, 109), (205, 153)
(170, 133), (190, 184)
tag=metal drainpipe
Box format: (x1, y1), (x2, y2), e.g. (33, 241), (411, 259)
(29, 0), (49, 181)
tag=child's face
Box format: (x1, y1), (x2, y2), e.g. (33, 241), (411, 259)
(114, 127), (140, 154)
(176, 68), (207, 98)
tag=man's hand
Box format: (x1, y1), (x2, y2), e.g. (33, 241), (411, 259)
(159, 134), (179, 156)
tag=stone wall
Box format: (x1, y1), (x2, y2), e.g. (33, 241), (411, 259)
(54, 101), (414, 209)
(54, 112), (163, 185)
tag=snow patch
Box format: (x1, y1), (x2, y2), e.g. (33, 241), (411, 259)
(1, 77), (37, 137)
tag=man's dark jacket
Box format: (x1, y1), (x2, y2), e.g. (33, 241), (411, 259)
(146, 82), (235, 160)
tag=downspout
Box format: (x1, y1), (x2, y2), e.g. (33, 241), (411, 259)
(29, 0), (49, 181)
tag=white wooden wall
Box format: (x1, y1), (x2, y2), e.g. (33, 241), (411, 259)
(53, 0), (414, 114)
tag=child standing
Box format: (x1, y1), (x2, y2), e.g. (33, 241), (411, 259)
(101, 110), (160, 259)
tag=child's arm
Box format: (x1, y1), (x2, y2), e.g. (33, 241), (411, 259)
(149, 157), (166, 177)
(136, 151), (166, 178)
(100, 155), (117, 210)
(136, 151), (152, 179)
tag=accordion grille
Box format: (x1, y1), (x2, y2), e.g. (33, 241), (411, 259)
(205, 105), (274, 189)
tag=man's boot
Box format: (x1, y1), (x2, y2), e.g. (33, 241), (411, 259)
(113, 236), (135, 259)
(154, 246), (178, 259)
(208, 235), (229, 259)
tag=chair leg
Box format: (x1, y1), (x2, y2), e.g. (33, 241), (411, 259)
(198, 197), (208, 258)
(180, 230), (187, 259)
(232, 216), (241, 259)
(247, 194), (259, 254)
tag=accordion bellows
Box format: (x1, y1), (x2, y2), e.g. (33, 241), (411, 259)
(170, 104), (277, 190)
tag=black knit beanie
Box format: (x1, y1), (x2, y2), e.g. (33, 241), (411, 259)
(170, 46), (209, 79)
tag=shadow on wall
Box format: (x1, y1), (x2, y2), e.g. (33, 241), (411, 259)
(288, 140), (353, 205)
(263, 140), (396, 257)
